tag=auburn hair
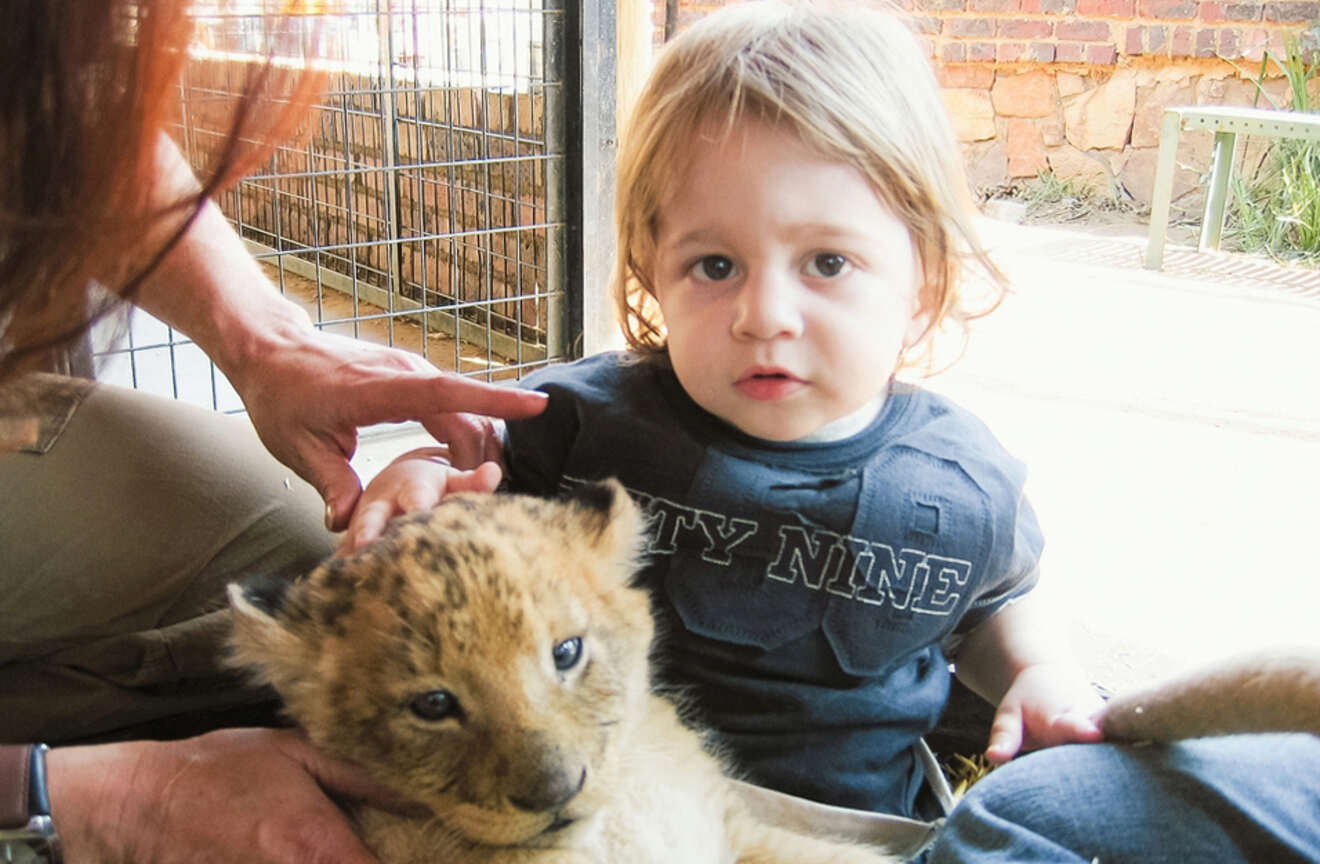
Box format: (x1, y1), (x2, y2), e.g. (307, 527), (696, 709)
(0, 0), (325, 381)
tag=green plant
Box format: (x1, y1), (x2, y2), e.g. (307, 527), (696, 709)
(1224, 25), (1320, 265)
(983, 170), (1136, 224)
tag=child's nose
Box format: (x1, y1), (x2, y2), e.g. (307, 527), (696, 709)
(731, 271), (803, 341)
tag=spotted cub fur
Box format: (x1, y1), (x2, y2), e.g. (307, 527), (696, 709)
(229, 480), (898, 864)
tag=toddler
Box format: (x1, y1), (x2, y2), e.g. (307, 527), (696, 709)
(348, 0), (1103, 832)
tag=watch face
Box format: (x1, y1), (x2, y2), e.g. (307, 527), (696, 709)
(2, 836), (54, 864)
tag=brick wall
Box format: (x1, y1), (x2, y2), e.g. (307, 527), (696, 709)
(914, 0), (1319, 65)
(658, 0), (1318, 208)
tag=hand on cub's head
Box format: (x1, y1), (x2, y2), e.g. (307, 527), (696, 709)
(336, 446), (503, 555)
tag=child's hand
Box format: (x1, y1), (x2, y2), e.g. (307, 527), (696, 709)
(985, 662), (1105, 764)
(336, 447), (502, 555)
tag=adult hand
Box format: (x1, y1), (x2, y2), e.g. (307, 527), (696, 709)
(984, 662), (1104, 764)
(47, 727), (407, 864)
(335, 446), (503, 555)
(229, 327), (545, 531)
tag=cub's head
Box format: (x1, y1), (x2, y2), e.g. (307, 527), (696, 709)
(228, 479), (653, 846)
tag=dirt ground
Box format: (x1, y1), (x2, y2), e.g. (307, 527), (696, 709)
(261, 263), (520, 381)
(983, 177), (1320, 267)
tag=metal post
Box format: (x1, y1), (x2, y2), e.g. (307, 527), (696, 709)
(543, 1), (567, 358)
(1144, 109), (1183, 271)
(1200, 130), (1237, 252)
(576, 0), (617, 357)
(378, 0), (405, 340)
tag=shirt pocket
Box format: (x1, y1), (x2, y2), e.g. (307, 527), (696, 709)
(822, 447), (994, 677)
(0, 373), (94, 453)
(664, 546), (829, 650)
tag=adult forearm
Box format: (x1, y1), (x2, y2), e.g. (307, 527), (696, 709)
(134, 196), (312, 385)
(123, 134), (311, 392)
(115, 134), (546, 524)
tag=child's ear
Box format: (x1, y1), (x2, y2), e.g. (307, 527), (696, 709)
(235, 569), (296, 615)
(227, 578), (314, 694)
(565, 478), (646, 580)
(904, 282), (936, 350)
(904, 312), (933, 351)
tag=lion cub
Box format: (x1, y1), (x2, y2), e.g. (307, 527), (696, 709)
(229, 479), (897, 864)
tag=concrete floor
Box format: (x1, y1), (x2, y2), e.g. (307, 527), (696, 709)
(926, 220), (1320, 690)
(356, 219), (1320, 691)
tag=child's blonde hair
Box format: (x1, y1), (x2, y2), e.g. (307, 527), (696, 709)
(613, 0), (1005, 372)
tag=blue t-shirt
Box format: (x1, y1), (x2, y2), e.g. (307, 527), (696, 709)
(503, 352), (1042, 818)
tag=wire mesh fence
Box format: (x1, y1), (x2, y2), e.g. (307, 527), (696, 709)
(95, 1), (573, 414)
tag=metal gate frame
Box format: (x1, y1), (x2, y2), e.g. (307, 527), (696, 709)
(561, 0), (618, 357)
(93, 1), (617, 410)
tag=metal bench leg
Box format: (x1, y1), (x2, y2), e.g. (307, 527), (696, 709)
(1145, 110), (1182, 270)
(1200, 130), (1237, 252)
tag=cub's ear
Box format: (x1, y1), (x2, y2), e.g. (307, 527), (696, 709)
(566, 478), (645, 576)
(227, 579), (313, 693)
(236, 570), (295, 615)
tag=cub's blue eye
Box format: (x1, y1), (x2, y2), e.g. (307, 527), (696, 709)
(552, 636), (583, 671)
(805, 253), (849, 278)
(694, 255), (735, 281)
(409, 689), (459, 721)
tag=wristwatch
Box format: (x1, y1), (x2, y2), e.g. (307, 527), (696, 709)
(0, 744), (62, 864)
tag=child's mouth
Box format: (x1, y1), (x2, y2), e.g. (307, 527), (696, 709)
(735, 368), (805, 401)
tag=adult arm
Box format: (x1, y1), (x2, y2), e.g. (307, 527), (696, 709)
(124, 135), (546, 528)
(953, 590), (1104, 764)
(46, 728), (410, 864)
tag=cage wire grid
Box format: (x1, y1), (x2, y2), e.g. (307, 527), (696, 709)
(94, 1), (571, 415)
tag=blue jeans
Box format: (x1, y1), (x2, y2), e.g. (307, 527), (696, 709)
(929, 734), (1320, 863)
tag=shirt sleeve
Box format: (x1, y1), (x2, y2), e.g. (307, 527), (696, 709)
(943, 492), (1043, 655)
(501, 367), (583, 496)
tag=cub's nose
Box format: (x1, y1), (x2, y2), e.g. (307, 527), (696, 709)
(508, 766), (587, 812)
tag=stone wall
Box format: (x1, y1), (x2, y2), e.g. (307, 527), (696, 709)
(661, 1), (1318, 208)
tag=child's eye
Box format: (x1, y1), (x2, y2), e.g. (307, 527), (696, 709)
(804, 253), (850, 278)
(690, 255), (737, 282)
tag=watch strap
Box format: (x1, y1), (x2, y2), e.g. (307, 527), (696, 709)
(0, 744), (33, 830)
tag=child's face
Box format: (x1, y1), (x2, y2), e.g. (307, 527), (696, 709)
(651, 117), (929, 441)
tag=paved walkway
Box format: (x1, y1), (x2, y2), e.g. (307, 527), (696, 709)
(928, 220), (1320, 689)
